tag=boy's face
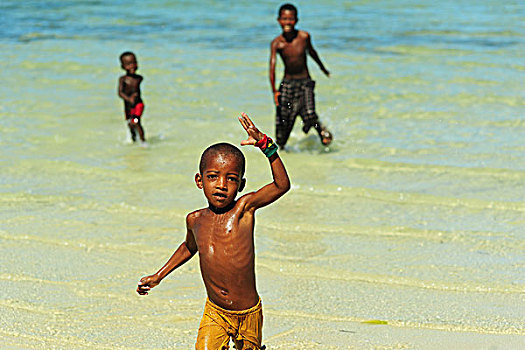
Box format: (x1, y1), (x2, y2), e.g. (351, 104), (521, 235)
(195, 153), (245, 209)
(121, 54), (138, 74)
(278, 9), (297, 33)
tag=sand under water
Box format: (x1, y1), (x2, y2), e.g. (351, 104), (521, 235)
(1, 1), (524, 349)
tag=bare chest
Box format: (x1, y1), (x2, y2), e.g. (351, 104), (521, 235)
(122, 76), (140, 91)
(278, 39), (307, 58)
(193, 213), (253, 261)
(195, 214), (236, 252)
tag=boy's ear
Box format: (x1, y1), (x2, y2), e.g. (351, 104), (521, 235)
(195, 173), (203, 189)
(238, 178), (246, 193)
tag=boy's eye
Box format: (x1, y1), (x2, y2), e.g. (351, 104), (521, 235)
(207, 174), (217, 179)
(228, 177), (239, 182)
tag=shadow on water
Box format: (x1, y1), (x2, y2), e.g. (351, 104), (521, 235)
(143, 133), (165, 145)
(119, 133), (165, 148)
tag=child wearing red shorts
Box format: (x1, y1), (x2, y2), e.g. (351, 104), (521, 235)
(118, 51), (146, 143)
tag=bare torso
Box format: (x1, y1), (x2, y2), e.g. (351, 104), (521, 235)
(274, 30), (310, 79)
(188, 196), (259, 311)
(119, 73), (143, 108)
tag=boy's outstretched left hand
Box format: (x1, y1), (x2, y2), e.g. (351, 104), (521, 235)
(239, 112), (264, 146)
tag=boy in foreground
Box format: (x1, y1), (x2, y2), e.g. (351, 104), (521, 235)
(118, 51), (146, 143)
(270, 3), (333, 148)
(137, 113), (290, 349)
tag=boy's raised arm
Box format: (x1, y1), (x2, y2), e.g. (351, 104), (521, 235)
(136, 216), (198, 295)
(239, 113), (290, 212)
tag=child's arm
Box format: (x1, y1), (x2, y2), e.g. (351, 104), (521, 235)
(238, 113), (290, 212)
(136, 215), (198, 295)
(269, 40), (281, 106)
(306, 34), (330, 77)
(117, 76), (137, 104)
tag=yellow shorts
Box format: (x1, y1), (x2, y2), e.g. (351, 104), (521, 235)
(195, 298), (263, 350)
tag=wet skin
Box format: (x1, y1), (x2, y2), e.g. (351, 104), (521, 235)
(137, 113), (290, 311)
(191, 155), (259, 310)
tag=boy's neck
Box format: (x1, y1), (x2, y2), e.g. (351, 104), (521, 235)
(282, 29), (298, 42)
(208, 200), (236, 214)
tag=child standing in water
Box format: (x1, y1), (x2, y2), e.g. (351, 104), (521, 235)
(118, 51), (146, 143)
(137, 113), (290, 350)
(270, 3), (333, 148)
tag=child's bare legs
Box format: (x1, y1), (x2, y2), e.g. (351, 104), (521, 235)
(135, 123), (146, 142)
(129, 117), (146, 142)
(127, 123), (137, 142)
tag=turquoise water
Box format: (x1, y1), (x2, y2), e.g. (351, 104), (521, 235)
(1, 1), (524, 349)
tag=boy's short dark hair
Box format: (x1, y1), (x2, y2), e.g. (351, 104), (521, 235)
(120, 51), (135, 62)
(279, 3), (298, 18)
(199, 143), (246, 176)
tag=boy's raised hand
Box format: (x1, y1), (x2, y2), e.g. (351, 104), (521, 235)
(239, 112), (264, 146)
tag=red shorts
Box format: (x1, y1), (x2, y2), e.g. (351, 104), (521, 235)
(126, 102), (145, 119)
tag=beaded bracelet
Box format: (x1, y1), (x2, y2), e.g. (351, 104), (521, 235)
(255, 134), (278, 157)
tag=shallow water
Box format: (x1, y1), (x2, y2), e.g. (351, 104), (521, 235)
(1, 0), (524, 349)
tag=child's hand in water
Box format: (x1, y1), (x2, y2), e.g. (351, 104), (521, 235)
(239, 112), (264, 146)
(136, 274), (161, 295)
